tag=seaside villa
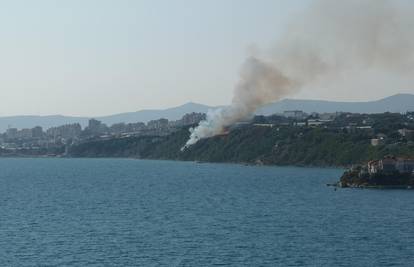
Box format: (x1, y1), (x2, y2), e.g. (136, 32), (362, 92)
(368, 156), (414, 175)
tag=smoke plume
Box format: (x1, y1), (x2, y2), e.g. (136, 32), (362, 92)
(183, 0), (414, 149)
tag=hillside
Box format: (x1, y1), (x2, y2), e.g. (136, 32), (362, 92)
(68, 112), (414, 167)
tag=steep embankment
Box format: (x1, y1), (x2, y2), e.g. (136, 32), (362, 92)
(68, 125), (414, 167)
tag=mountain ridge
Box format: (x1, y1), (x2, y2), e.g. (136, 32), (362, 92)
(0, 93), (413, 132)
(257, 93), (414, 115)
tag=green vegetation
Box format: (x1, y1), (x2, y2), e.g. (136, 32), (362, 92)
(68, 114), (414, 167)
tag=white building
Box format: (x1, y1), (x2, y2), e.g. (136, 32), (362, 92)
(283, 110), (306, 119)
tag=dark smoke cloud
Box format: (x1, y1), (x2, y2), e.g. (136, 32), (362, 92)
(183, 0), (414, 149)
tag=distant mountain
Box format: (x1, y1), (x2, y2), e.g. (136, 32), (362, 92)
(257, 94), (414, 115)
(0, 94), (413, 132)
(0, 102), (215, 133)
(0, 115), (89, 133)
(98, 102), (214, 126)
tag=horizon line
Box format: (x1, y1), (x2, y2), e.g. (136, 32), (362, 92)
(0, 93), (411, 118)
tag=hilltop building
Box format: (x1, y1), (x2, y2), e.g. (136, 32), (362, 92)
(6, 128), (18, 139)
(32, 126), (44, 139)
(179, 112), (206, 126)
(16, 128), (33, 139)
(283, 110), (306, 120)
(398, 128), (414, 139)
(47, 124), (82, 140)
(85, 119), (108, 135)
(147, 118), (169, 130)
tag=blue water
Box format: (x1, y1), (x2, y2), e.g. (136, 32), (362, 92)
(0, 158), (413, 266)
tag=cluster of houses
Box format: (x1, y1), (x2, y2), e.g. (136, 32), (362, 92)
(0, 112), (206, 150)
(367, 156), (414, 175)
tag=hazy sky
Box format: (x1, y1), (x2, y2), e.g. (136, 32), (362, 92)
(0, 0), (413, 116)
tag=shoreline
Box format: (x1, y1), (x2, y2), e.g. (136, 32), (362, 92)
(0, 155), (345, 170)
(330, 183), (414, 190)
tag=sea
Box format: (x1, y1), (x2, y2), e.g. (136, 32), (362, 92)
(0, 158), (413, 266)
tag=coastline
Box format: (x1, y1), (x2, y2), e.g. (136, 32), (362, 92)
(0, 155), (346, 170)
(329, 183), (414, 190)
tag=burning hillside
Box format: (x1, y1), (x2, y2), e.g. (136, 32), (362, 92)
(182, 0), (414, 150)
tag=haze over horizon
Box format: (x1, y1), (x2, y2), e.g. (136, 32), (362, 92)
(1, 0), (413, 117)
(0, 93), (411, 118)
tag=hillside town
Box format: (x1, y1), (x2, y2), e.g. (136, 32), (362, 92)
(1, 110), (414, 158)
(252, 110), (414, 144)
(0, 112), (206, 153)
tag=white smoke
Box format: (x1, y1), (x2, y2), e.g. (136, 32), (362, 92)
(182, 57), (297, 149)
(183, 0), (414, 149)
